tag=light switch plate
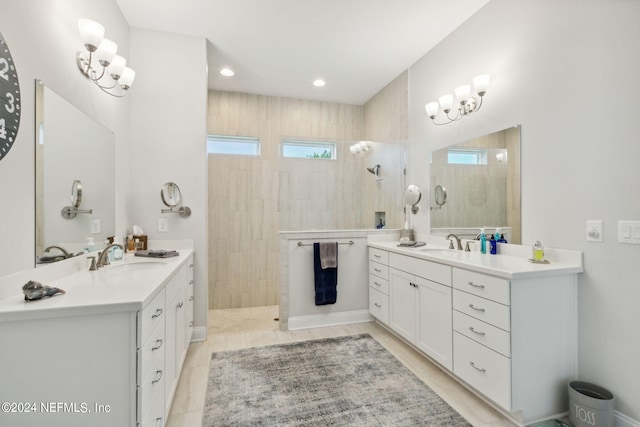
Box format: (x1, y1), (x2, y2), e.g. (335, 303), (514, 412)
(158, 218), (168, 233)
(586, 220), (603, 242)
(90, 219), (101, 234)
(618, 220), (640, 244)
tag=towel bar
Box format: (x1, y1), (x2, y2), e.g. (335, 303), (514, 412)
(297, 240), (355, 247)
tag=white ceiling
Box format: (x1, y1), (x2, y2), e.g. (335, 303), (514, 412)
(116, 0), (489, 105)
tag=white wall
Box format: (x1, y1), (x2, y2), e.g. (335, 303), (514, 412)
(0, 0), (132, 275)
(128, 28), (208, 332)
(408, 0), (640, 420)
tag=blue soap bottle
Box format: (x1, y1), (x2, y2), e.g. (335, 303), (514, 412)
(490, 234), (497, 254)
(480, 228), (487, 254)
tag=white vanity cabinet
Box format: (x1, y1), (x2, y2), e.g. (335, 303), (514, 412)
(367, 243), (581, 423)
(0, 250), (195, 427)
(388, 252), (453, 371)
(368, 248), (390, 325)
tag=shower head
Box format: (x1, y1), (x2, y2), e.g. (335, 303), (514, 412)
(367, 164), (381, 177)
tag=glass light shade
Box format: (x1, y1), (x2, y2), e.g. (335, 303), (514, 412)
(220, 68), (234, 77)
(95, 39), (118, 66)
(425, 102), (439, 118)
(349, 145), (357, 154)
(119, 67), (135, 89)
(473, 74), (490, 95)
(78, 19), (104, 51)
(358, 141), (370, 151)
(438, 94), (454, 112)
(108, 55), (126, 79)
(455, 85), (471, 103)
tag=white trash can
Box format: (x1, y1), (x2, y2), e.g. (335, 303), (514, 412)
(568, 381), (615, 427)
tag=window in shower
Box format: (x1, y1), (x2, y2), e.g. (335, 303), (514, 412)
(207, 135), (260, 156)
(281, 139), (336, 160)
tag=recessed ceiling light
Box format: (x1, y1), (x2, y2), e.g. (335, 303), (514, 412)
(220, 68), (235, 77)
(313, 79), (326, 87)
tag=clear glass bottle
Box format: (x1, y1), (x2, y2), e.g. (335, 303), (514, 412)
(532, 240), (544, 261)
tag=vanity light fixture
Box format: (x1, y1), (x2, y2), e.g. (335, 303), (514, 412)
(349, 141), (372, 154)
(76, 18), (135, 97)
(425, 74), (490, 125)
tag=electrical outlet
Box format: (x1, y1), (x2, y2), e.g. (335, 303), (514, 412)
(586, 220), (603, 242)
(90, 219), (101, 234)
(158, 218), (168, 233)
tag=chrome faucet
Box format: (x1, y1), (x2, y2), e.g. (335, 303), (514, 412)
(446, 233), (463, 250)
(96, 243), (124, 268)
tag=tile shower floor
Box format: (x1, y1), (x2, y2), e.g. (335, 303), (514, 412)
(166, 306), (519, 427)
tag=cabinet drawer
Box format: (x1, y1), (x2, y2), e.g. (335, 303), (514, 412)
(453, 310), (510, 357)
(140, 384), (165, 427)
(138, 316), (166, 384)
(453, 290), (510, 331)
(453, 332), (511, 410)
(138, 350), (165, 423)
(369, 274), (389, 295)
(369, 261), (389, 280)
(389, 252), (451, 286)
(453, 268), (510, 305)
(369, 287), (389, 325)
(369, 248), (389, 265)
(139, 289), (166, 346)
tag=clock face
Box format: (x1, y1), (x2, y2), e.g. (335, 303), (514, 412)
(0, 32), (21, 162)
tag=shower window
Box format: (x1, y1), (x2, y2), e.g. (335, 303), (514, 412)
(281, 139), (336, 160)
(207, 135), (260, 156)
(447, 148), (487, 165)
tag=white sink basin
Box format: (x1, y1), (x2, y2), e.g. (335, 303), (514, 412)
(107, 261), (167, 271)
(419, 248), (458, 256)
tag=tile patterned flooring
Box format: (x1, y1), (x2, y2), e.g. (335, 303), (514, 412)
(166, 306), (519, 427)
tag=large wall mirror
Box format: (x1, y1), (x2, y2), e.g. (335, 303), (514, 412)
(430, 125), (521, 243)
(35, 80), (115, 265)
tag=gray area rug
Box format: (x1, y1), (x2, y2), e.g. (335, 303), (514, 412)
(202, 333), (470, 426)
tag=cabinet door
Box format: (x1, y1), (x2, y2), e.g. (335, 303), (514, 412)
(389, 268), (417, 343)
(416, 279), (453, 370)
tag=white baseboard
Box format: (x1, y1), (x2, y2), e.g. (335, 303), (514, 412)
(288, 310), (373, 330)
(190, 326), (207, 342)
(616, 411), (640, 427)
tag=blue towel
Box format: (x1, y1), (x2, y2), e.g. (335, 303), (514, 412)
(313, 242), (338, 305)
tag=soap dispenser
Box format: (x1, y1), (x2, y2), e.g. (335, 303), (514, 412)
(532, 241), (545, 261)
(480, 228), (487, 254)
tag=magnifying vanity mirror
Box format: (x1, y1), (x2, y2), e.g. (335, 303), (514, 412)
(60, 179), (94, 219)
(35, 80), (115, 264)
(161, 182), (192, 217)
(429, 125), (521, 243)
(405, 184), (421, 214)
(431, 184), (447, 210)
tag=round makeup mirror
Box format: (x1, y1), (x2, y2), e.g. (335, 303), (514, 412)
(434, 184), (447, 208)
(71, 179), (83, 208)
(161, 182), (182, 207)
(405, 184), (421, 214)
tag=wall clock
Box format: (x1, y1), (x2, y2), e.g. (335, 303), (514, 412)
(0, 32), (21, 162)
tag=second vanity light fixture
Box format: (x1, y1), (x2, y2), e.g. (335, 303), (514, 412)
(425, 74), (490, 125)
(76, 18), (135, 97)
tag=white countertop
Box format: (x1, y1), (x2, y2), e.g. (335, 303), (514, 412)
(368, 241), (583, 280)
(0, 250), (193, 322)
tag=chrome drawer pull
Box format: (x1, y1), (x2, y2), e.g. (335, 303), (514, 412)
(189, 296), (194, 301)
(374, 268), (382, 273)
(177, 302), (184, 309)
(152, 339), (163, 350)
(151, 308), (163, 318)
(374, 302), (382, 308)
(156, 417), (163, 427)
(468, 281), (485, 289)
(374, 281), (381, 287)
(469, 303), (485, 312)
(469, 326), (485, 336)
(469, 361), (486, 373)
(189, 321), (194, 327)
(189, 280), (194, 284)
(374, 254), (381, 258)
(189, 264), (194, 268)
(152, 370), (163, 384)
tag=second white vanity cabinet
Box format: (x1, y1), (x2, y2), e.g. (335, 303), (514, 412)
(387, 252), (453, 371)
(367, 243), (581, 423)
